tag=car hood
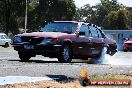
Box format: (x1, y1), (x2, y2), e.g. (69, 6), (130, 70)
(105, 37), (116, 44)
(17, 32), (68, 38)
(124, 41), (132, 44)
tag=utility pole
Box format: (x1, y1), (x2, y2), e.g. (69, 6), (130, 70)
(24, 0), (27, 33)
(5, 0), (11, 35)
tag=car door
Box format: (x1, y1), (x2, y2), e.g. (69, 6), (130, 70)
(73, 24), (92, 56)
(89, 26), (104, 55)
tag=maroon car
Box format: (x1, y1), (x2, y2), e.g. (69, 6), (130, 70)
(123, 38), (132, 52)
(11, 21), (117, 62)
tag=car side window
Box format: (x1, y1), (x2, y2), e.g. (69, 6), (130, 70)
(90, 27), (98, 38)
(97, 29), (102, 38)
(79, 24), (90, 37)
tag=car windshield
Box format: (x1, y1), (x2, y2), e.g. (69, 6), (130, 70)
(40, 22), (78, 33)
(3, 35), (10, 39)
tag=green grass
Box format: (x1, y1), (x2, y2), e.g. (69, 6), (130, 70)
(90, 74), (129, 80)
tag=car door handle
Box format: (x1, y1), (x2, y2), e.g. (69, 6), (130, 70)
(101, 38), (104, 43)
(88, 39), (91, 42)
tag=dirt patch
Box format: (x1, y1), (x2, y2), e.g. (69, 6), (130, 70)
(0, 80), (81, 88)
(0, 76), (131, 88)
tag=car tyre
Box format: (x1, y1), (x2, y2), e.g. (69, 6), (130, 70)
(58, 44), (72, 63)
(106, 47), (110, 54)
(123, 49), (127, 52)
(108, 47), (117, 55)
(95, 51), (102, 59)
(18, 51), (31, 62)
(94, 47), (107, 59)
(4, 42), (9, 48)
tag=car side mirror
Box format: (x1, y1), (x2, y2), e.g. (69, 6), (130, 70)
(123, 38), (126, 40)
(124, 38), (129, 40)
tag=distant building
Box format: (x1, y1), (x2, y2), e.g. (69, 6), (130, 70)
(103, 30), (132, 51)
(103, 30), (132, 43)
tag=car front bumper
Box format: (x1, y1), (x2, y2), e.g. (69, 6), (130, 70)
(12, 43), (62, 55)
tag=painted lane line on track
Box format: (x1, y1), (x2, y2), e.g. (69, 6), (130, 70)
(0, 76), (59, 85)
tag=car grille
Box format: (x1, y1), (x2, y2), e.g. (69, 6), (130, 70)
(21, 36), (43, 44)
(126, 43), (132, 45)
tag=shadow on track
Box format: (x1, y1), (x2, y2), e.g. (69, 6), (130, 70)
(8, 59), (59, 63)
(8, 59), (89, 63)
(46, 74), (75, 83)
(8, 47), (115, 64)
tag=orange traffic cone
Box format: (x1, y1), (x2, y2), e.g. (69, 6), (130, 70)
(85, 71), (88, 78)
(81, 67), (85, 77)
(81, 67), (88, 78)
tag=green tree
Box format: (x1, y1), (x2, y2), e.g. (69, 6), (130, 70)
(0, 0), (26, 35)
(0, 0), (6, 32)
(127, 7), (132, 29)
(116, 9), (129, 29)
(73, 8), (81, 21)
(26, 1), (39, 32)
(73, 4), (96, 22)
(94, 0), (123, 26)
(103, 11), (117, 29)
(37, 0), (76, 27)
(0, 0), (76, 34)
(128, 12), (132, 30)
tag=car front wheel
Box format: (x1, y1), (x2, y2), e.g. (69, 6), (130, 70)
(58, 44), (72, 63)
(18, 51), (31, 62)
(3, 42), (9, 48)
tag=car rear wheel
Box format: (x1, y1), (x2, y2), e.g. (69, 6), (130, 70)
(94, 47), (108, 59)
(123, 48), (127, 52)
(105, 46), (117, 56)
(58, 44), (72, 63)
(18, 51), (31, 62)
(106, 47), (110, 54)
(124, 49), (127, 52)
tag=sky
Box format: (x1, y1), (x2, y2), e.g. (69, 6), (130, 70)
(74, 0), (132, 8)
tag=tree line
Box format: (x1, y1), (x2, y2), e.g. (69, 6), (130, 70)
(0, 0), (76, 35)
(0, 0), (132, 35)
(74, 0), (132, 30)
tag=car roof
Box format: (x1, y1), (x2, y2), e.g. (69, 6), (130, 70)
(41, 21), (84, 28)
(0, 33), (6, 35)
(53, 21), (84, 24)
